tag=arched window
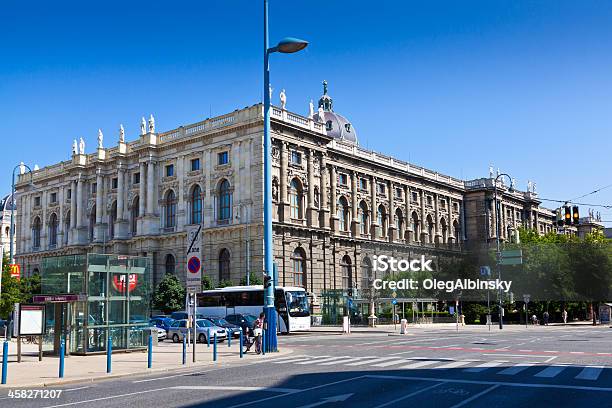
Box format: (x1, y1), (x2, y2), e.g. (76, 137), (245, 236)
(48, 213), (58, 247)
(291, 247), (307, 288)
(341, 255), (353, 292)
(32, 217), (41, 249)
(191, 185), (202, 224)
(4, 227), (9, 237)
(427, 214), (434, 243)
(359, 201), (368, 235)
(109, 201), (117, 238)
(131, 196), (139, 235)
(89, 205), (96, 241)
(165, 254), (176, 275)
(164, 190), (176, 228)
(377, 205), (386, 237)
(218, 180), (232, 221)
(361, 257), (373, 289)
(219, 248), (231, 281)
(289, 178), (303, 220)
(338, 196), (349, 231)
(453, 220), (461, 241)
(64, 211), (70, 245)
(441, 218), (448, 243)
(395, 208), (404, 233)
(411, 212), (419, 240)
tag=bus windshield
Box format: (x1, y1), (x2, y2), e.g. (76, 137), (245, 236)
(285, 291), (310, 317)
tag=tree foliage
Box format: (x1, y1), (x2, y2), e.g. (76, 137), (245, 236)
(153, 274), (186, 314)
(239, 272), (263, 286)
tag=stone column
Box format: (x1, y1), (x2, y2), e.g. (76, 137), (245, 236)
(95, 171), (103, 224)
(434, 193), (441, 245)
(405, 186), (411, 242)
(139, 162), (146, 219)
(306, 149), (316, 226)
(70, 181), (77, 229)
(370, 176), (378, 238)
(350, 171), (359, 236)
(389, 181), (396, 242)
(420, 190), (427, 243)
(146, 160), (155, 215)
(114, 164), (127, 238)
(76, 177), (83, 228)
(329, 165), (338, 231)
(319, 154), (329, 229)
(447, 197), (455, 244)
(279, 141), (289, 222)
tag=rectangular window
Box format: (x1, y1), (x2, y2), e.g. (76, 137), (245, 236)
(427, 196), (433, 205)
(92, 183), (97, 194)
(396, 188), (403, 199)
(34, 196), (41, 207)
(67, 189), (72, 199)
(50, 192), (57, 203)
(290, 151), (302, 165)
(112, 178), (118, 189)
(133, 172), (140, 185)
(191, 158), (200, 171)
(217, 151), (229, 165)
(453, 202), (459, 212)
(359, 178), (367, 190)
(165, 164), (174, 177)
(412, 192), (418, 203)
(378, 184), (386, 195)
(339, 173), (348, 186)
(440, 200), (446, 209)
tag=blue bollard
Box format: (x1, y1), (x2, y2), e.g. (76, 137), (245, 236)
(182, 335), (186, 365)
(147, 334), (153, 369)
(213, 333), (217, 361)
(2, 341), (8, 384)
(106, 336), (112, 373)
(59, 339), (65, 378)
(228, 329), (232, 348)
(239, 329), (243, 359)
(262, 328), (266, 355)
(207, 329), (210, 348)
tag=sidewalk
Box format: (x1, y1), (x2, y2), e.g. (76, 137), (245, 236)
(0, 339), (292, 388)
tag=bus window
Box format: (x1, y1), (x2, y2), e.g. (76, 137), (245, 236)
(286, 291), (310, 317)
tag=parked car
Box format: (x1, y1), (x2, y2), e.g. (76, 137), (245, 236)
(145, 326), (166, 341)
(204, 317), (241, 338)
(225, 314), (258, 337)
(170, 312), (206, 321)
(149, 317), (175, 332)
(167, 319), (227, 343)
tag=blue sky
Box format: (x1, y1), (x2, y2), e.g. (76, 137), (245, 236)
(1, 0), (611, 225)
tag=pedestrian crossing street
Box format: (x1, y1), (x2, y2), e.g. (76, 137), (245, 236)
(271, 354), (607, 381)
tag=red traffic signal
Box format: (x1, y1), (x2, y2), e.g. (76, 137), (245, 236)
(564, 206), (571, 226)
(572, 206), (580, 225)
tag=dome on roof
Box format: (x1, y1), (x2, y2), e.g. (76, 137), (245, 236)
(314, 80), (358, 144)
(0, 194), (16, 212)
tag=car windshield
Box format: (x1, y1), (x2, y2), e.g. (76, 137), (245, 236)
(210, 318), (229, 326)
(243, 315), (257, 325)
(286, 291), (310, 317)
(196, 319), (214, 328)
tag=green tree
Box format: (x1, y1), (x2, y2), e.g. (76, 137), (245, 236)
(0, 254), (21, 319)
(20, 273), (41, 303)
(217, 279), (235, 288)
(239, 272), (263, 286)
(152, 274), (186, 314)
(202, 275), (214, 290)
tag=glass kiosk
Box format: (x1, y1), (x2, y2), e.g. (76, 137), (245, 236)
(37, 254), (150, 355)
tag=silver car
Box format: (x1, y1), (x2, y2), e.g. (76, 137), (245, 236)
(168, 319), (227, 344)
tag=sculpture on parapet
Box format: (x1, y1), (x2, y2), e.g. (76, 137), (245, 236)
(317, 106), (325, 123)
(140, 117), (146, 135)
(279, 89), (286, 109)
(532, 183), (537, 194)
(308, 100), (314, 119)
(510, 177), (516, 190)
(19, 162), (25, 175)
(97, 129), (104, 149)
(488, 165), (494, 178)
(527, 180), (533, 193)
(79, 137), (85, 155)
(119, 124), (125, 143)
(72, 139), (78, 156)
(148, 114), (155, 133)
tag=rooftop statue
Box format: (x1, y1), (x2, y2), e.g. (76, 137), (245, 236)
(140, 117), (146, 135)
(97, 129), (104, 149)
(119, 124), (125, 143)
(148, 114), (155, 134)
(279, 89), (287, 110)
(308, 100), (314, 119)
(72, 139), (78, 156)
(79, 137), (85, 155)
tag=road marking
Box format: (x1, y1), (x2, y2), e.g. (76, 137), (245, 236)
(273, 356), (328, 364)
(497, 363), (534, 375)
(534, 365), (567, 378)
(64, 387), (90, 392)
(295, 356), (348, 365)
(463, 361), (505, 372)
(434, 360), (478, 369)
(399, 360), (439, 369)
(372, 359), (412, 367)
(570, 352), (585, 354)
(484, 354), (550, 358)
(42, 387), (172, 408)
(372, 382), (444, 408)
(544, 356), (558, 363)
(318, 356), (376, 365)
(171, 386), (298, 393)
(449, 385), (500, 408)
(519, 349), (533, 352)
(575, 366), (604, 381)
(388, 350), (416, 356)
(345, 357), (398, 366)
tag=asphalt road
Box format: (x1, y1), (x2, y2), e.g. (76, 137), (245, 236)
(2, 324), (612, 407)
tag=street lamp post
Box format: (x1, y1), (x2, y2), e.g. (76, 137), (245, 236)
(9, 163), (34, 263)
(493, 173), (513, 330)
(262, 0), (308, 353)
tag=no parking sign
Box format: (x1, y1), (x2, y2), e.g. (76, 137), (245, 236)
(185, 225), (202, 292)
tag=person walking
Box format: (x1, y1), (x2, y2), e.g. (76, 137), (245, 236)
(562, 309), (568, 325)
(253, 312), (265, 354)
(543, 311), (549, 326)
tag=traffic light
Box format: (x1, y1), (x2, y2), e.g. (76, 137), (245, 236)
(564, 206), (571, 225)
(555, 208), (564, 226)
(263, 273), (272, 289)
(572, 206), (580, 225)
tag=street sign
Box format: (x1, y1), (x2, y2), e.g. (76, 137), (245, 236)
(10, 264), (20, 280)
(523, 294), (530, 304)
(500, 249), (523, 265)
(185, 225), (202, 292)
(391, 298), (397, 305)
(480, 266), (491, 277)
(391, 291), (397, 299)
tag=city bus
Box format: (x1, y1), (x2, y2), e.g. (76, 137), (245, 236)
(196, 286), (311, 333)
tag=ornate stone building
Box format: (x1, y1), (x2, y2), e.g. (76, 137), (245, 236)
(0, 194), (17, 257)
(14, 82), (558, 313)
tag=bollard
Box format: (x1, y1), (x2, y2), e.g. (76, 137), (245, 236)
(213, 333), (217, 362)
(239, 329), (243, 359)
(262, 328), (266, 355)
(228, 329), (232, 348)
(59, 338), (65, 378)
(106, 336), (112, 374)
(182, 335), (186, 365)
(147, 334), (153, 369)
(207, 329), (210, 348)
(2, 341), (8, 384)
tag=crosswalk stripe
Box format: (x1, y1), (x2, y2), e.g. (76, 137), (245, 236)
(400, 360), (439, 369)
(345, 357), (398, 366)
(270, 355), (309, 362)
(534, 365), (567, 378)
(497, 363), (534, 375)
(434, 360), (474, 369)
(273, 356), (328, 364)
(295, 356), (348, 365)
(372, 359), (410, 367)
(318, 356), (376, 366)
(463, 361), (505, 373)
(575, 366), (604, 381)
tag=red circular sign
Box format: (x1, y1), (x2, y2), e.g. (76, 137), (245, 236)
(112, 274), (138, 293)
(188, 257), (201, 274)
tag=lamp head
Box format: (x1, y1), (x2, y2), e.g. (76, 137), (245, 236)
(276, 37), (309, 53)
